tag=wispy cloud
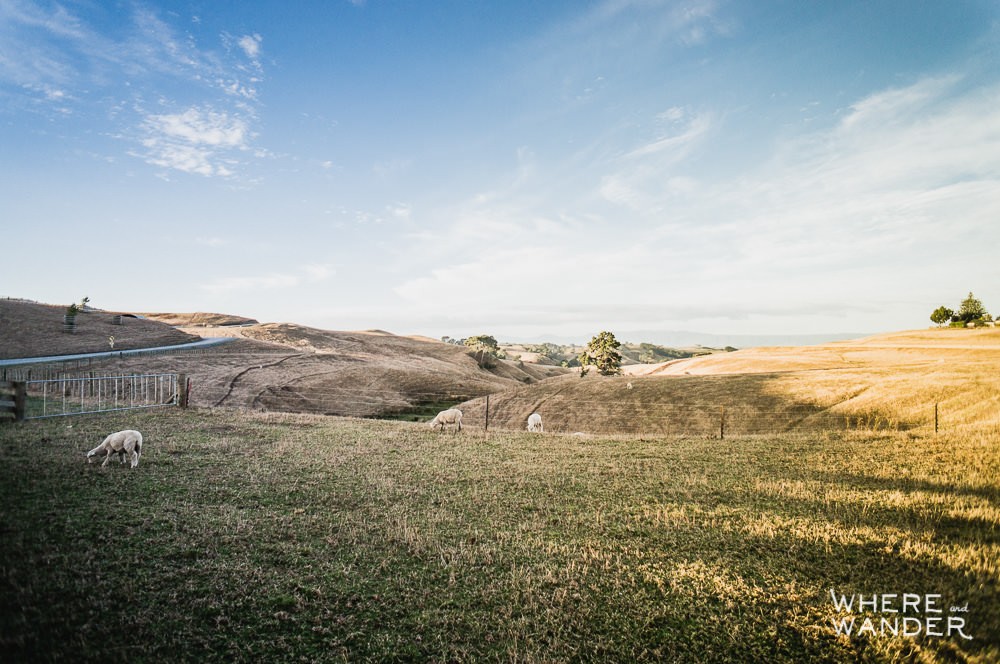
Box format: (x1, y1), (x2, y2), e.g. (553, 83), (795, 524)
(138, 107), (250, 177)
(202, 264), (335, 295)
(575, 0), (726, 43)
(387, 203), (412, 221)
(0, 1), (266, 177)
(839, 75), (958, 131)
(146, 108), (248, 147)
(238, 34), (262, 61)
(596, 108), (713, 210)
(621, 109), (712, 160)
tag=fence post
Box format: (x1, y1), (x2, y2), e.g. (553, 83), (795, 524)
(177, 373), (189, 408)
(720, 406), (725, 439)
(14, 381), (26, 422)
(484, 394), (490, 433)
(0, 381), (25, 423)
(934, 402), (939, 434)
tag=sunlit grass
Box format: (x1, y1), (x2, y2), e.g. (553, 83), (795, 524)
(0, 409), (997, 662)
(467, 330), (1000, 436)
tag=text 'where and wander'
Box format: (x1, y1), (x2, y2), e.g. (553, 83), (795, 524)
(829, 591), (973, 640)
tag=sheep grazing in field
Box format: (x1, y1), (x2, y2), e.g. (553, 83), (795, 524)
(87, 430), (143, 468)
(626, 382), (633, 390)
(429, 408), (463, 432)
(527, 413), (543, 433)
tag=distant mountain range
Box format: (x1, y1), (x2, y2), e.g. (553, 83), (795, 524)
(503, 330), (874, 349)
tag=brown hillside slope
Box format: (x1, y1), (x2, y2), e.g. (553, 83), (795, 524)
(141, 312), (258, 327)
(0, 299), (199, 359)
(459, 328), (1000, 435)
(7, 313), (569, 416)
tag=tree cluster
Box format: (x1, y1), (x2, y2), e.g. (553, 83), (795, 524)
(930, 292), (992, 327)
(463, 334), (505, 368)
(578, 331), (623, 376)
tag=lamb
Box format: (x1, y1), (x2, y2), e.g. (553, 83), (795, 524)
(527, 412), (543, 433)
(87, 429), (143, 468)
(626, 382), (633, 390)
(429, 408), (463, 432)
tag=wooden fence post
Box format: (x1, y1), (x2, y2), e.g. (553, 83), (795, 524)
(484, 394), (490, 433)
(720, 406), (725, 439)
(14, 382), (25, 421)
(934, 402), (939, 434)
(177, 373), (189, 408)
(0, 381), (25, 423)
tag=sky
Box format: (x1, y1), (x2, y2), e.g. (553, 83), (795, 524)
(2, 0), (999, 344)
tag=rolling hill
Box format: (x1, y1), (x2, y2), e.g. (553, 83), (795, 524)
(0, 299), (569, 417)
(0, 299), (199, 359)
(458, 328), (1000, 435)
(5, 298), (998, 435)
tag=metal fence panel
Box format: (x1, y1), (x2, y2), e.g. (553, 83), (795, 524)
(22, 373), (179, 420)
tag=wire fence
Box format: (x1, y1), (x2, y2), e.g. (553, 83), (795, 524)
(238, 385), (940, 437)
(17, 373), (180, 420)
(0, 352), (954, 435)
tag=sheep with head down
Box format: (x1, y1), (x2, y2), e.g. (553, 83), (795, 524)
(87, 429), (143, 468)
(429, 408), (463, 432)
(527, 413), (543, 433)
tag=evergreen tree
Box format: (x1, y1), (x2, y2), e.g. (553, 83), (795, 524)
(957, 292), (988, 323)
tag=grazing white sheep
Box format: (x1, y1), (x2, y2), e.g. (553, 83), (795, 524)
(527, 413), (543, 433)
(429, 408), (463, 432)
(626, 382), (633, 390)
(87, 430), (143, 468)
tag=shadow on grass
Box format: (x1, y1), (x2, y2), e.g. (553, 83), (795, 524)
(807, 468), (1000, 506)
(466, 372), (928, 436)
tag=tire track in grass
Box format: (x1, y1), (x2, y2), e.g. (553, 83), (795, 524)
(215, 354), (307, 407)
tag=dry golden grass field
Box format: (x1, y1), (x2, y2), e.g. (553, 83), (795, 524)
(2, 300), (999, 661)
(467, 328), (1000, 436)
(4, 298), (1000, 434)
(1, 299), (568, 419)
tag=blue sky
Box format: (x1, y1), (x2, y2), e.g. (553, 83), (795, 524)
(2, 0), (999, 343)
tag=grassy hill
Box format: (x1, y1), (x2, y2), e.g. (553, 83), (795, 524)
(1, 299), (569, 417)
(6, 298), (999, 435)
(460, 328), (1000, 435)
(141, 311), (259, 327)
(0, 299), (199, 359)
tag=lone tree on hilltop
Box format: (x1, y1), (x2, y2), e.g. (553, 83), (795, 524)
(930, 306), (954, 326)
(579, 331), (622, 376)
(957, 292), (989, 324)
